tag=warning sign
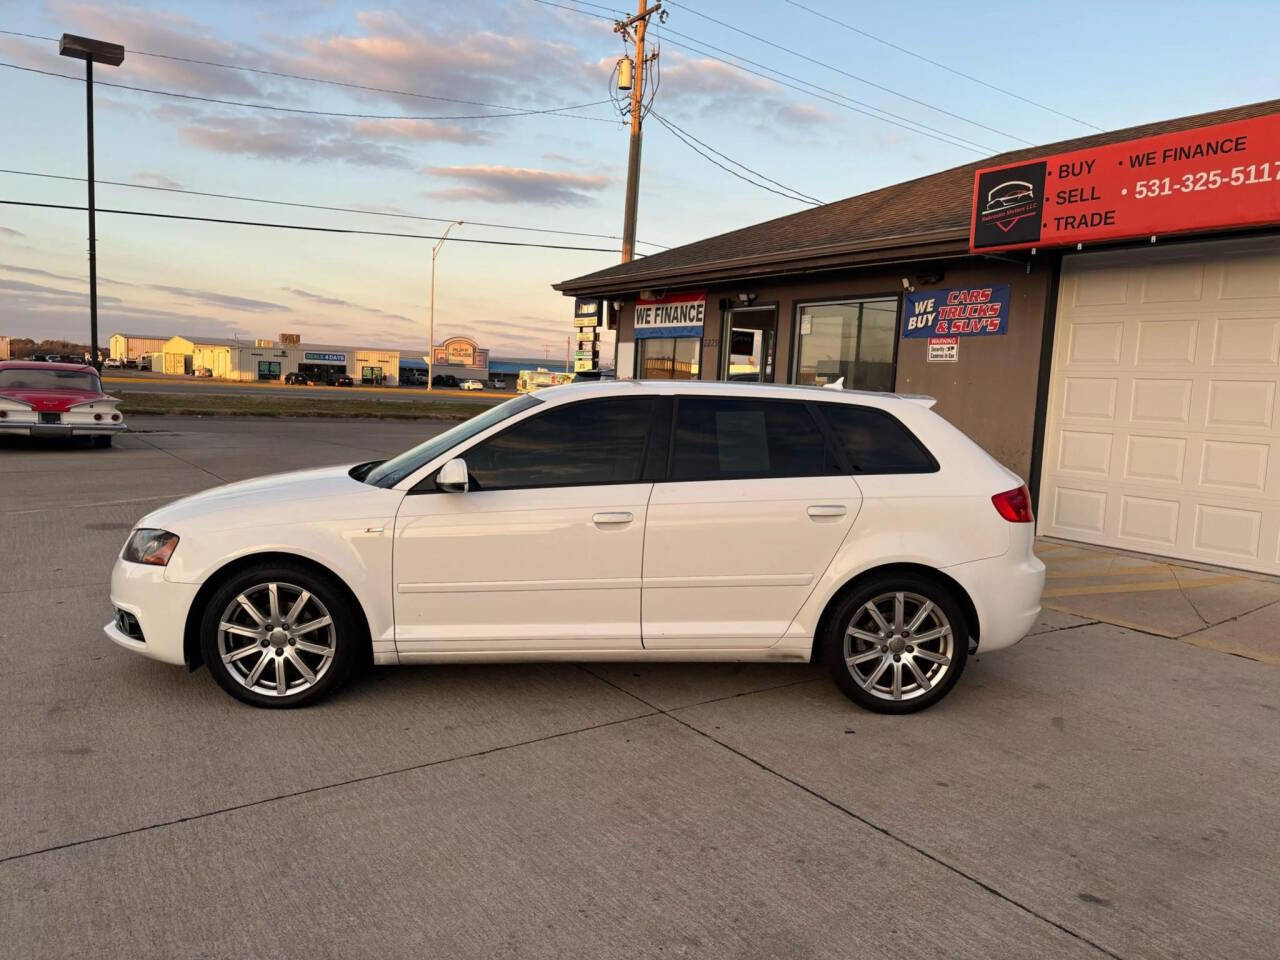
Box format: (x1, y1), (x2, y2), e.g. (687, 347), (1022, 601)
(927, 337), (959, 362)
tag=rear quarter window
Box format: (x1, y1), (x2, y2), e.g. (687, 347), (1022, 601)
(817, 403), (939, 475)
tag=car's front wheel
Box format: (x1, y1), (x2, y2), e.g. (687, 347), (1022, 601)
(199, 563), (362, 708)
(823, 574), (969, 714)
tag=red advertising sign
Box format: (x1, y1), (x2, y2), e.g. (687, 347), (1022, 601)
(970, 113), (1280, 252)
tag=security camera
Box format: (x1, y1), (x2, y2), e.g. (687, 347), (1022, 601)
(901, 277), (914, 292)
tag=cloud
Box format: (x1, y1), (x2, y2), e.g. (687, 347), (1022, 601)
(131, 172), (185, 189)
(350, 118), (488, 146)
(0, 227), (25, 238)
(0, 274), (248, 341)
(149, 284), (291, 313)
(180, 114), (417, 167)
(282, 287), (415, 324)
(423, 165), (610, 206)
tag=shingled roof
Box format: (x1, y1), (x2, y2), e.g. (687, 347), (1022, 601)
(555, 98), (1280, 296)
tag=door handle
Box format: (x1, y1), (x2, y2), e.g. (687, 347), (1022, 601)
(592, 511), (634, 525)
(807, 504), (847, 518)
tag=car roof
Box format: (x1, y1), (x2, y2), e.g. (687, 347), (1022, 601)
(0, 360), (98, 373)
(534, 378), (936, 412)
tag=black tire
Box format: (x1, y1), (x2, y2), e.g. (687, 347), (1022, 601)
(93, 435), (113, 448)
(199, 562), (363, 708)
(823, 573), (969, 714)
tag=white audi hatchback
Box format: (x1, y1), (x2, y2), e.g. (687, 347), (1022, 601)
(106, 380), (1044, 713)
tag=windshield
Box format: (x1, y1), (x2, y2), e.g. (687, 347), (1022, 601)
(0, 368), (101, 392)
(364, 393), (542, 488)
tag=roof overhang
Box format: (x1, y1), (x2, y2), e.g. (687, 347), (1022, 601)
(554, 227), (971, 297)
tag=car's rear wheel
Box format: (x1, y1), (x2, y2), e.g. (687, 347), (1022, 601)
(199, 563), (361, 708)
(823, 574), (969, 714)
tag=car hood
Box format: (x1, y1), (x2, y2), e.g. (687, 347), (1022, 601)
(1, 387), (115, 412)
(139, 463), (397, 532)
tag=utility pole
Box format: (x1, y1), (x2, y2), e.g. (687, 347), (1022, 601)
(615, 1), (663, 264)
(427, 220), (462, 390)
(59, 34), (124, 371)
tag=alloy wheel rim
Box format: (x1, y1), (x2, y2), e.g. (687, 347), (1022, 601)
(217, 582), (336, 698)
(843, 591), (954, 702)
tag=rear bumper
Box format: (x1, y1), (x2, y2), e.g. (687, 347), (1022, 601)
(946, 539), (1046, 653)
(0, 421), (127, 437)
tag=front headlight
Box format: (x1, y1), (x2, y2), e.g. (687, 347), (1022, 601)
(122, 528), (180, 566)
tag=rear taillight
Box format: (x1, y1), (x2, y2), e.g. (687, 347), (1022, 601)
(0, 410), (6, 418)
(992, 484), (1034, 523)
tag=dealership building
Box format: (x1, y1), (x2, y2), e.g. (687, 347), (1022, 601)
(157, 335), (403, 384)
(557, 99), (1280, 575)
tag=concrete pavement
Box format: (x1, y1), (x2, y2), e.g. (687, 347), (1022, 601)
(2, 417), (1277, 959)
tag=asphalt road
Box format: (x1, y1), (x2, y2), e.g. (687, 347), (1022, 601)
(103, 370), (499, 404)
(2, 418), (1277, 960)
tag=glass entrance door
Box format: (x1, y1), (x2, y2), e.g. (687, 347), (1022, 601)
(723, 307), (776, 382)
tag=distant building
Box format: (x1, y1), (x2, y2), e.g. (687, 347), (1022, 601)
(430, 336), (489, 383)
(0, 335), (9, 361)
(109, 332), (168, 363)
(159, 335), (404, 385)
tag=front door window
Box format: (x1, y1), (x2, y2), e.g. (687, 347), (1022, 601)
(724, 308), (776, 382)
(794, 298), (897, 391)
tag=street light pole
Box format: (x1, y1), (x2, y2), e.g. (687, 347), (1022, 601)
(59, 34), (124, 372)
(428, 220), (463, 391)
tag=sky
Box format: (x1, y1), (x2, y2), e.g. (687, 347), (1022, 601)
(1, 0), (1278, 359)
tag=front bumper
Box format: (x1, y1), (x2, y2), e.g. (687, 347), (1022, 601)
(1, 421), (127, 437)
(104, 558), (200, 666)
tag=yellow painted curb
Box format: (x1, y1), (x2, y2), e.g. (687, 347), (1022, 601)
(1043, 575), (1240, 599)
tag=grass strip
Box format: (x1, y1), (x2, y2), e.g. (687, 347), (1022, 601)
(115, 390), (496, 421)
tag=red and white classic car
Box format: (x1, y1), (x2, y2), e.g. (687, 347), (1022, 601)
(0, 360), (126, 446)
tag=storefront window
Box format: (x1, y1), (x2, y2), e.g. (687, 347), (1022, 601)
(794, 298), (897, 392)
(637, 337), (700, 380)
(256, 361), (281, 381)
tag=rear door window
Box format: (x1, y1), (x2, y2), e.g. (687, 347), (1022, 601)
(669, 397), (840, 481)
(817, 403), (938, 474)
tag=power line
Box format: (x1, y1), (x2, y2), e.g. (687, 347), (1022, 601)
(659, 34), (992, 154)
(526, 0), (995, 154)
(0, 60), (617, 123)
(0, 27), (627, 123)
(666, 1), (1034, 145)
(651, 113), (818, 206)
(0, 199), (626, 252)
(651, 112), (822, 205)
(779, 1), (1103, 131)
(0, 168), (670, 248)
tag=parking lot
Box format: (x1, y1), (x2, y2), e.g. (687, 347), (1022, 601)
(2, 417), (1277, 960)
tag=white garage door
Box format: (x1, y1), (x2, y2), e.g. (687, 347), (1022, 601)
(1040, 237), (1280, 574)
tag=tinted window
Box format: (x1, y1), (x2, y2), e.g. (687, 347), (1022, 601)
(819, 403), (938, 474)
(463, 397), (655, 490)
(367, 393), (541, 487)
(669, 398), (839, 481)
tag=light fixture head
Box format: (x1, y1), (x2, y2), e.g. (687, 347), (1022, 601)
(59, 33), (125, 66)
(736, 292), (756, 305)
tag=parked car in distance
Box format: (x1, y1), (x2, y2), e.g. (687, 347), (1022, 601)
(332, 375), (355, 387)
(0, 360), (126, 446)
(432, 374), (460, 389)
(284, 372), (312, 386)
(460, 379), (485, 390)
(103, 357), (122, 369)
(138, 356), (152, 371)
(105, 380), (1044, 711)
(491, 375), (507, 390)
(193, 366), (212, 378)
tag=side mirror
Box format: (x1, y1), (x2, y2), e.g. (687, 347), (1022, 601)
(437, 457), (469, 493)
